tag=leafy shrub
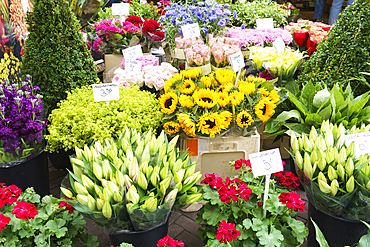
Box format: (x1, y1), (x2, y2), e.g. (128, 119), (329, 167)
(45, 86), (163, 152)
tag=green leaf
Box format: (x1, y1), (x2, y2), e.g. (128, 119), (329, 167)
(310, 218), (329, 247)
(284, 123), (311, 135)
(284, 78), (299, 96)
(256, 227), (284, 247)
(242, 218), (253, 230)
(330, 85), (345, 111)
(300, 81), (320, 112)
(264, 120), (284, 134)
(350, 97), (369, 118)
(45, 218), (68, 238)
(288, 93), (308, 115)
(202, 204), (228, 226)
(358, 230), (370, 247)
(274, 110), (302, 123)
(288, 217), (308, 244)
(318, 105), (332, 120)
(203, 186), (222, 205)
(305, 113), (322, 127)
(313, 88), (330, 108)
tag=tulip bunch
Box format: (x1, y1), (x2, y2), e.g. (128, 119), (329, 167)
(184, 44), (210, 67)
(175, 36), (204, 49)
(61, 127), (202, 231)
(291, 120), (370, 220)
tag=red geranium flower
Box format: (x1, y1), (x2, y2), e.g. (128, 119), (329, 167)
(143, 19), (161, 34)
(276, 171), (300, 190)
(152, 30), (165, 41)
(0, 213), (10, 232)
(279, 192), (306, 212)
(201, 173), (223, 189)
(234, 159), (252, 171)
(59, 199), (74, 214)
(157, 234), (184, 247)
(216, 220), (241, 244)
(126, 15), (145, 26)
(11, 201), (38, 220)
(0, 184), (22, 208)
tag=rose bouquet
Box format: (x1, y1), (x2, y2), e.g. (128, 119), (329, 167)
(61, 127), (202, 233)
(175, 36), (204, 49)
(0, 77), (47, 166)
(159, 68), (280, 138)
(290, 121), (370, 221)
(197, 159), (308, 246)
(209, 38), (241, 69)
(184, 44), (210, 67)
(0, 184), (98, 246)
(121, 55), (159, 69)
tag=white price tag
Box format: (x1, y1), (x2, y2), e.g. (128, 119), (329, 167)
(229, 52), (245, 72)
(122, 45), (143, 59)
(112, 3), (130, 16)
(181, 23), (201, 39)
(345, 132), (370, 157)
(256, 18), (274, 30)
(151, 47), (165, 55)
(140, 0), (147, 3)
(125, 59), (142, 72)
(92, 83), (120, 102)
(273, 36), (285, 54)
(21, 0), (30, 13)
(249, 148), (284, 177)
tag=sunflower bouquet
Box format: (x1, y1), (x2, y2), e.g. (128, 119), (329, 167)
(159, 68), (280, 138)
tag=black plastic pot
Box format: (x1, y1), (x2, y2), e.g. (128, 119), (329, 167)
(109, 218), (169, 247)
(0, 141), (50, 197)
(48, 149), (74, 171)
(308, 201), (369, 247)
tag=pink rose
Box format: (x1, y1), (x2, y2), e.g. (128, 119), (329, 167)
(194, 54), (203, 66)
(175, 37), (184, 49)
(200, 47), (209, 57)
(204, 53), (210, 62)
(154, 77), (165, 90)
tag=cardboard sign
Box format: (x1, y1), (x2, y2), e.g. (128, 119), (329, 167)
(273, 36), (285, 54)
(125, 59), (142, 72)
(112, 3), (130, 16)
(122, 45), (143, 60)
(256, 18), (274, 30)
(345, 132), (370, 157)
(181, 23), (201, 39)
(229, 52), (245, 72)
(249, 148), (284, 177)
(92, 83), (120, 102)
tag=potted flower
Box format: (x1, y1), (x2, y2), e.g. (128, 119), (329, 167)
(0, 77), (49, 196)
(60, 127), (202, 246)
(0, 184), (99, 246)
(197, 159), (308, 246)
(290, 120), (370, 246)
(45, 85), (163, 170)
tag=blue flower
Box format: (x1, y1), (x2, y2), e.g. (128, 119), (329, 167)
(218, 19), (226, 27)
(241, 24), (245, 29)
(201, 27), (208, 34)
(178, 29), (183, 35)
(224, 3), (230, 8)
(215, 8), (223, 16)
(223, 9), (231, 16)
(196, 11), (203, 20)
(205, 0), (211, 7)
(233, 10), (237, 19)
(198, 1), (205, 6)
(171, 17), (176, 25)
(209, 15), (217, 22)
(189, 5), (198, 11)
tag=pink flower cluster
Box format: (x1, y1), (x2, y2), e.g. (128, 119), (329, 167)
(227, 27), (293, 48)
(285, 19), (331, 44)
(175, 36), (204, 49)
(184, 44), (210, 66)
(210, 43), (240, 67)
(208, 34), (239, 47)
(121, 55), (159, 69)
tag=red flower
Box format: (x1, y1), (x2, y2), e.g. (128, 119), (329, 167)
(126, 15), (145, 26)
(307, 38), (317, 55)
(293, 32), (308, 47)
(216, 220), (241, 244)
(11, 201), (38, 220)
(0, 184), (22, 208)
(201, 173), (223, 189)
(143, 19), (161, 34)
(258, 201), (262, 207)
(275, 171), (300, 191)
(0, 213), (10, 232)
(157, 234), (184, 247)
(234, 159), (252, 171)
(217, 178), (252, 203)
(279, 192), (306, 212)
(59, 199), (74, 214)
(152, 30), (165, 41)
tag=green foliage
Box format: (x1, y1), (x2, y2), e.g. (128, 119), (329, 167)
(45, 86), (163, 152)
(118, 243), (134, 247)
(0, 187), (98, 247)
(265, 81), (370, 137)
(297, 0), (370, 96)
(22, 0), (98, 112)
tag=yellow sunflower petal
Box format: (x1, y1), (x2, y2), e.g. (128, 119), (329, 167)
(193, 88), (219, 109)
(214, 69), (235, 85)
(254, 98), (277, 123)
(236, 111), (254, 128)
(197, 113), (223, 138)
(159, 92), (178, 114)
(179, 95), (195, 108)
(164, 121), (181, 135)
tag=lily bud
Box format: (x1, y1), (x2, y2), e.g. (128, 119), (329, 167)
(96, 198), (104, 211)
(94, 140), (103, 154)
(137, 171), (148, 190)
(70, 157), (85, 168)
(160, 177), (171, 196)
(184, 163), (197, 180)
(321, 120), (330, 132)
(317, 148), (326, 161)
(189, 187), (198, 193)
(144, 197), (158, 212)
(113, 191), (123, 203)
(345, 159), (354, 177)
(168, 135), (179, 153)
(337, 123), (345, 137)
(175, 183), (182, 192)
(102, 160), (112, 179)
(168, 152), (176, 170)
(116, 171), (125, 187)
(310, 150), (318, 165)
(94, 185), (104, 199)
(160, 167), (168, 181)
(103, 187), (113, 202)
(304, 153), (313, 179)
(87, 194), (96, 211)
(318, 179), (331, 194)
(314, 136), (325, 151)
(135, 140), (144, 157)
(298, 137), (303, 151)
(173, 159), (183, 173)
(126, 148), (134, 162)
(347, 142), (356, 158)
(81, 175), (95, 190)
(140, 161), (149, 175)
(325, 132), (334, 149)
(303, 135), (313, 152)
(74, 182), (88, 196)
(151, 173), (159, 187)
(158, 145), (167, 162)
(295, 151), (303, 170)
(75, 147), (83, 160)
(335, 135), (345, 149)
(337, 164), (345, 181)
(174, 169), (185, 184)
(101, 179), (108, 188)
(126, 186), (140, 204)
(291, 132), (299, 153)
(123, 174), (133, 190)
(331, 147), (338, 165)
(72, 164), (83, 178)
(337, 147), (347, 165)
(328, 165), (338, 181)
(309, 126), (318, 140)
(330, 179), (339, 196)
(93, 162), (103, 181)
(77, 195), (89, 206)
(126, 203), (135, 214)
(83, 145), (92, 161)
(164, 189), (178, 203)
(102, 201), (112, 219)
(318, 157), (327, 171)
(142, 144), (151, 163)
(332, 124), (338, 138)
(107, 181), (119, 194)
(325, 150), (335, 165)
(185, 193), (203, 204)
(346, 176), (355, 193)
(129, 158), (140, 181)
(60, 187), (73, 198)
(318, 172), (327, 184)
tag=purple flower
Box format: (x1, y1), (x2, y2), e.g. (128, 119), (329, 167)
(201, 27), (208, 34)
(209, 15), (217, 22)
(233, 10), (237, 19)
(205, 0), (211, 7)
(218, 19), (226, 27)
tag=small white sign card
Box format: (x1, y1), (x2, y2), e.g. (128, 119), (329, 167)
(345, 131), (370, 157)
(92, 83), (120, 102)
(125, 59), (142, 72)
(181, 23), (201, 39)
(122, 45), (143, 60)
(21, 0), (30, 13)
(229, 52), (245, 72)
(273, 36), (285, 54)
(112, 3), (130, 16)
(256, 18), (274, 30)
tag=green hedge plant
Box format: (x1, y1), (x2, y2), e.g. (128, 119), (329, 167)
(22, 0), (98, 112)
(45, 86), (163, 152)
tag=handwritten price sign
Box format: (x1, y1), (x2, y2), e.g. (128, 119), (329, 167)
(125, 59), (142, 72)
(92, 84), (120, 102)
(249, 148), (283, 177)
(181, 23), (201, 39)
(112, 3), (130, 16)
(229, 52), (245, 72)
(345, 132), (370, 157)
(122, 45), (143, 60)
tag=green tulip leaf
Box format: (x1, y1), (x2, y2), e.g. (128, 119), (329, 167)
(311, 218), (329, 247)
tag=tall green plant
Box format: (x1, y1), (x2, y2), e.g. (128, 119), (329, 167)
(22, 0), (98, 112)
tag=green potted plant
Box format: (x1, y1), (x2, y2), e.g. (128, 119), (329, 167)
(60, 127), (202, 246)
(0, 184), (99, 246)
(197, 159), (308, 246)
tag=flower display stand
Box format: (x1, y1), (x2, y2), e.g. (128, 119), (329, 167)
(180, 132), (260, 180)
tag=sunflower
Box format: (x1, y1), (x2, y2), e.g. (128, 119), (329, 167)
(179, 95), (195, 108)
(193, 88), (219, 109)
(216, 82), (233, 94)
(200, 76), (213, 88)
(229, 91), (244, 106)
(159, 92), (178, 114)
(164, 74), (182, 92)
(178, 113), (196, 137)
(258, 87), (270, 97)
(181, 68), (201, 79)
(219, 111), (233, 129)
(218, 92), (230, 107)
(164, 121), (181, 135)
(179, 79), (196, 94)
(245, 76), (266, 84)
(254, 98), (277, 123)
(215, 69), (235, 85)
(197, 113), (223, 137)
(238, 80), (255, 95)
(236, 111), (254, 128)
(268, 89), (280, 103)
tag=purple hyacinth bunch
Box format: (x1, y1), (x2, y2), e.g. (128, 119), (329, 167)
(0, 77), (47, 163)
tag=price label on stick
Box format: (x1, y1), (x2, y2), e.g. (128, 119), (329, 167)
(256, 18), (274, 30)
(125, 59), (142, 72)
(249, 148), (284, 177)
(181, 23), (201, 39)
(273, 36), (285, 54)
(112, 3), (130, 16)
(345, 131), (370, 157)
(92, 83), (120, 102)
(122, 45), (143, 60)
(229, 52), (245, 72)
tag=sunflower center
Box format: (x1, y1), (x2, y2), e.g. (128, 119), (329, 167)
(185, 84), (191, 89)
(165, 98), (173, 109)
(205, 119), (216, 129)
(168, 125), (176, 131)
(201, 97), (213, 103)
(262, 104), (267, 115)
(241, 115), (250, 124)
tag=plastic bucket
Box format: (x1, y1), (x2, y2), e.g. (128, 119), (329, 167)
(48, 149), (74, 171)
